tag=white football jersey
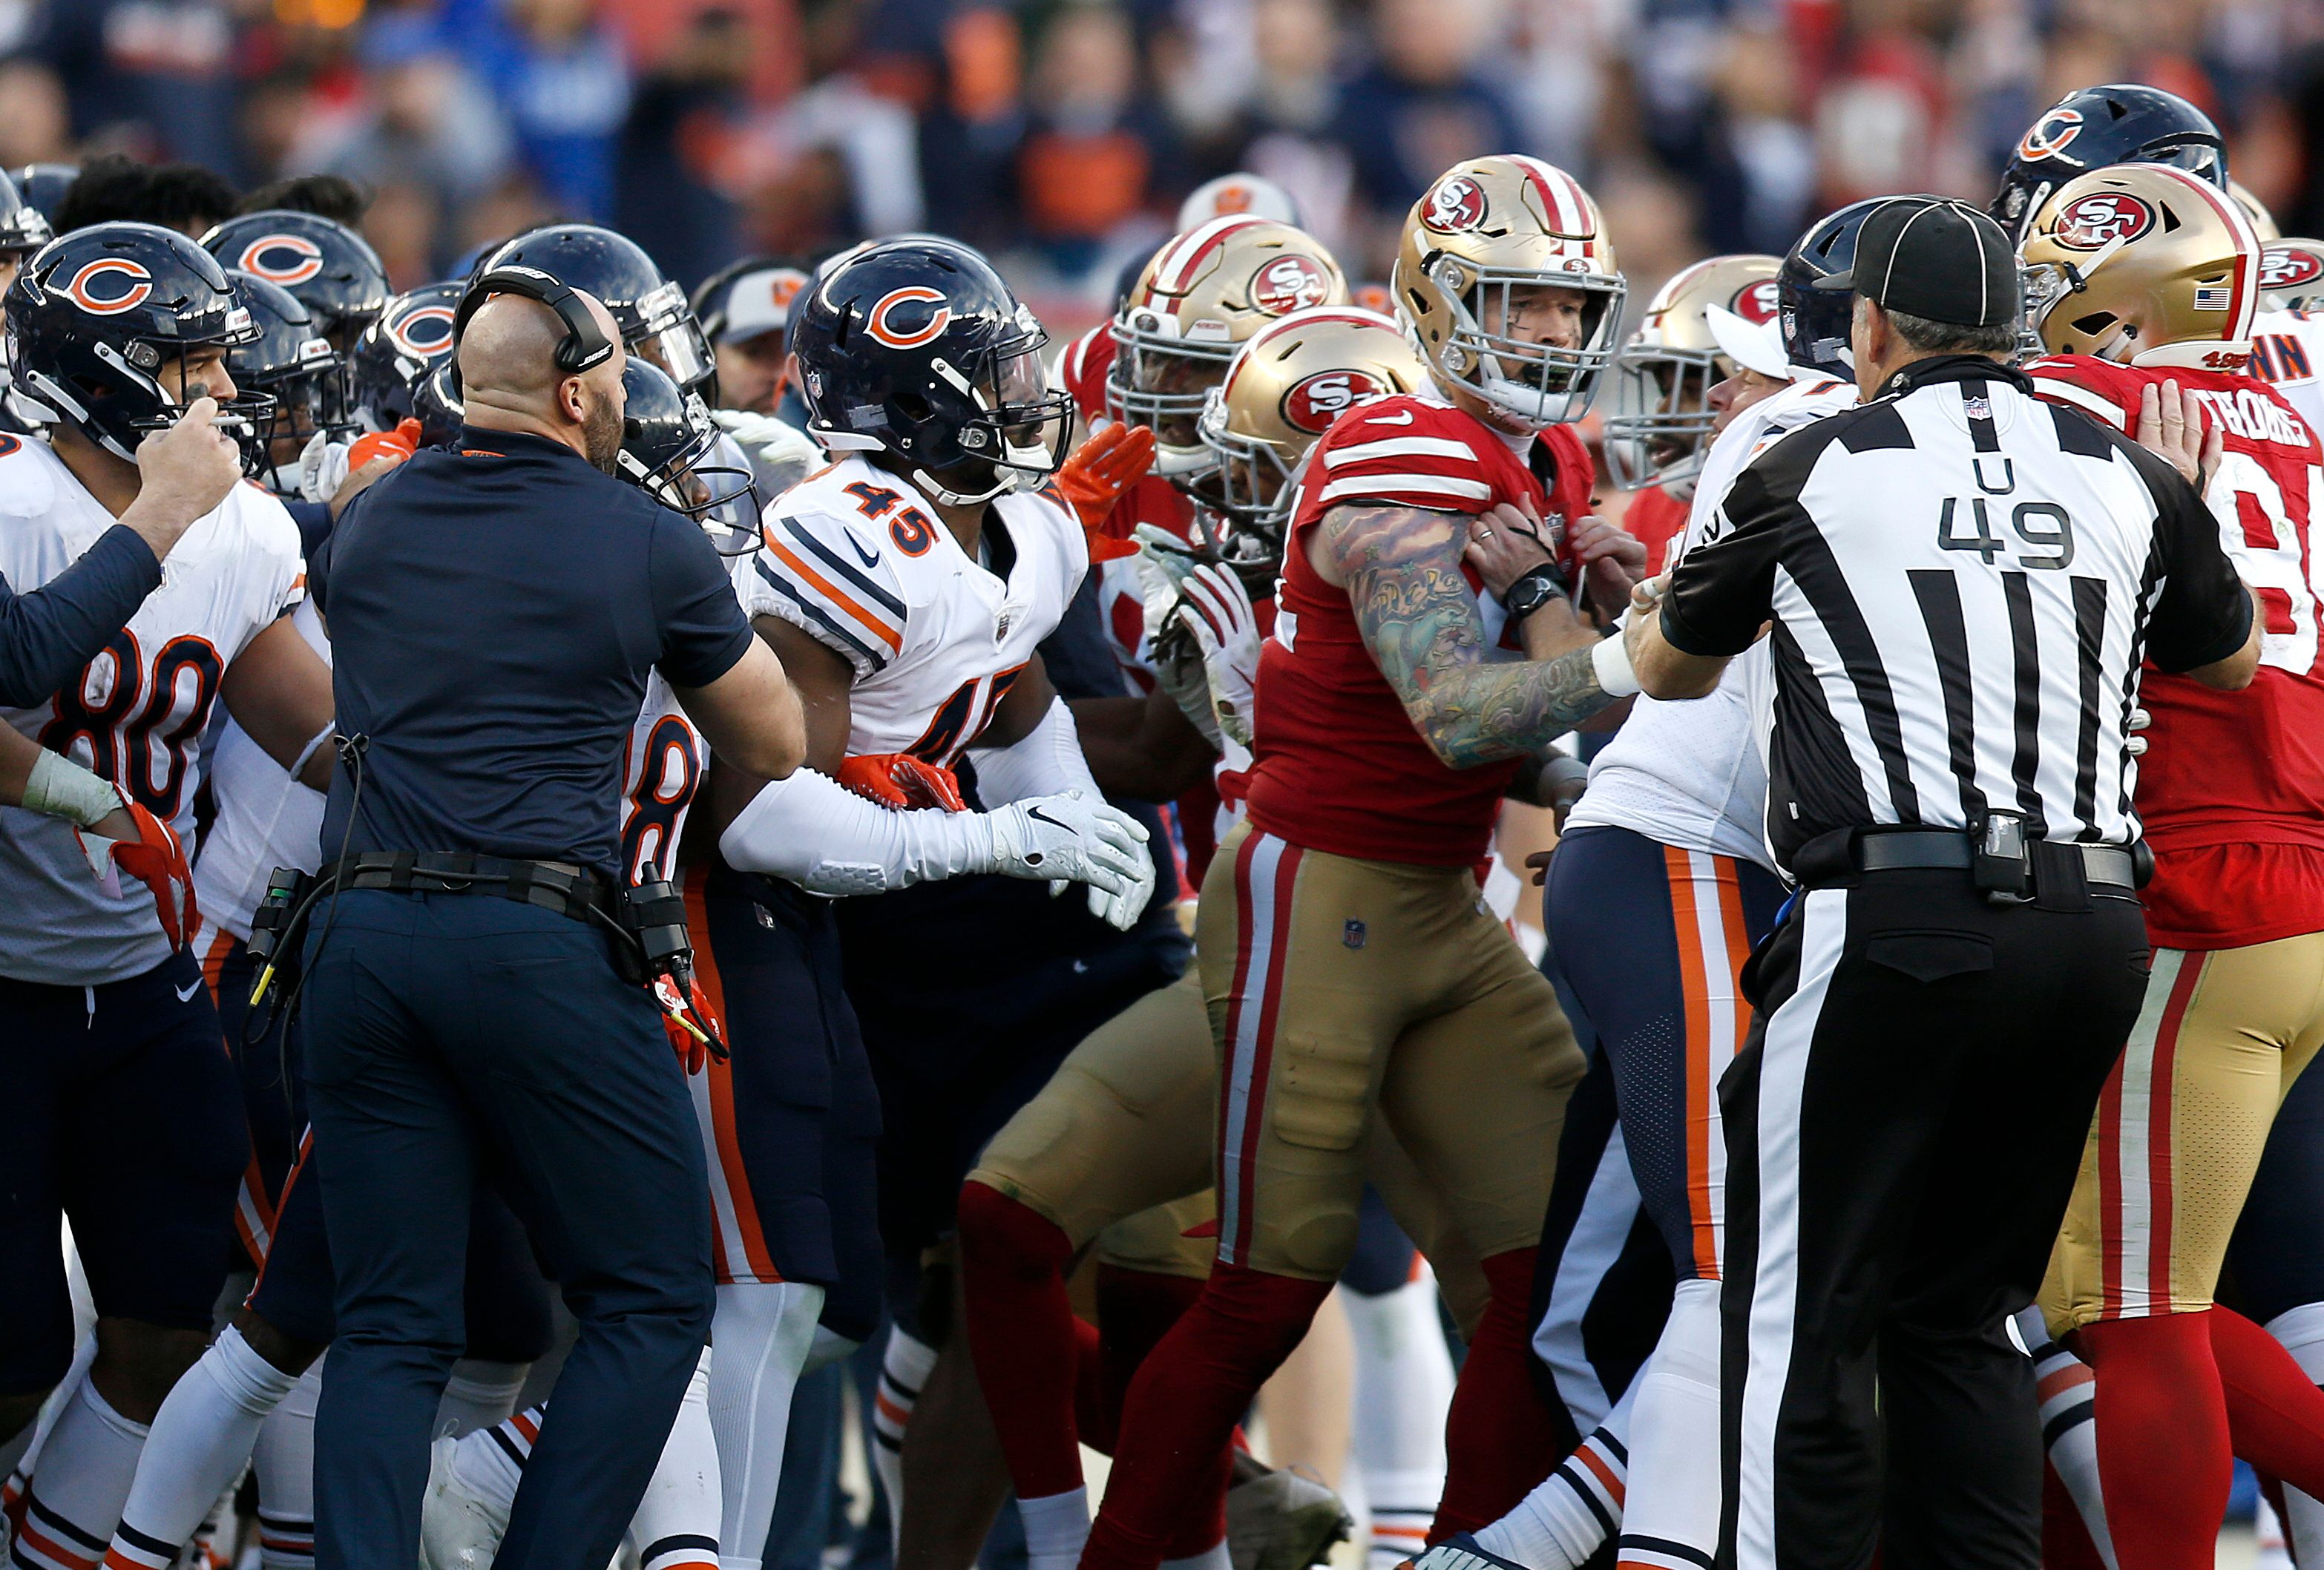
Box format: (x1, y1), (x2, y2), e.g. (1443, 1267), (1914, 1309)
(0, 441), (303, 985)
(2249, 308), (2324, 439)
(617, 671), (708, 888)
(735, 456), (1087, 763)
(193, 597), (331, 944)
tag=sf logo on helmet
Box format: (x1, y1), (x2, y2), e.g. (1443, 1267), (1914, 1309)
(388, 302), (457, 359)
(2263, 245), (2324, 291)
(237, 234), (324, 287)
(1732, 278), (1780, 323)
(2052, 192), (2156, 250)
(2018, 108), (2086, 165)
(866, 286), (951, 350)
(62, 257), (154, 316)
(1251, 255), (1331, 316)
(1282, 369), (1385, 433)
(1424, 177), (1487, 233)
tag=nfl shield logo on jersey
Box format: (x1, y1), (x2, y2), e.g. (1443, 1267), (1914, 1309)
(1342, 919), (1367, 950)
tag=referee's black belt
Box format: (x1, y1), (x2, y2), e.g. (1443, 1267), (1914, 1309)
(343, 851), (614, 922)
(1796, 826), (2148, 903)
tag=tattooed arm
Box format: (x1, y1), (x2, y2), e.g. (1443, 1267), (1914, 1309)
(1313, 501), (1618, 769)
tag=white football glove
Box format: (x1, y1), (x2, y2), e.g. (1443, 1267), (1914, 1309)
(988, 789), (1157, 930)
(1132, 526), (1224, 746)
(712, 408), (824, 499)
(1175, 562), (1261, 748)
(298, 428), (352, 505)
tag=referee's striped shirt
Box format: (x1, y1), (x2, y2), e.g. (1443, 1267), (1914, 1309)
(1658, 355), (2253, 872)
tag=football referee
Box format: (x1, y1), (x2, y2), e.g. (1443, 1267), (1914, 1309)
(1621, 197), (2261, 1569)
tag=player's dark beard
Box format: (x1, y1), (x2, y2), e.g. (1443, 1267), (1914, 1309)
(581, 384), (624, 473)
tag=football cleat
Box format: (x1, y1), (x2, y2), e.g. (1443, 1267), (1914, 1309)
(419, 1436), (508, 1570)
(1224, 1465), (1354, 1570)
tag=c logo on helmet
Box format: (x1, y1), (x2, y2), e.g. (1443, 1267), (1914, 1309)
(2052, 191), (2156, 251)
(388, 303), (457, 359)
(866, 286), (951, 350)
(62, 257), (154, 316)
(2017, 108), (2086, 165)
(2262, 245), (2324, 291)
(1281, 369), (1385, 434)
(1424, 177), (1487, 233)
(1251, 255), (1332, 316)
(1733, 278), (1780, 323)
(237, 234), (324, 287)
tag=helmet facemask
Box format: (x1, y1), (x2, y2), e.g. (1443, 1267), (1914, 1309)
(1603, 341), (1722, 490)
(99, 325), (275, 475)
(917, 328), (1076, 507)
(1428, 263), (1625, 427)
(1194, 384), (1296, 584)
(1107, 313), (1237, 477)
(626, 280), (717, 392)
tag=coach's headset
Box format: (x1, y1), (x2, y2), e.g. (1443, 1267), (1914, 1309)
(448, 264), (617, 395)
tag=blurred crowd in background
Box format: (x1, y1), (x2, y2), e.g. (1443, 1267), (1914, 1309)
(12, 0), (2324, 341)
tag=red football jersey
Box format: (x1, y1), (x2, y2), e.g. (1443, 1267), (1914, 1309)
(1624, 484), (1690, 576)
(2027, 353), (2324, 947)
(1247, 392), (1594, 865)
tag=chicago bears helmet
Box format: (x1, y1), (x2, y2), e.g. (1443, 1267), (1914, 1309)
(618, 359), (758, 550)
(789, 236), (1075, 506)
(201, 210), (390, 350)
(1992, 85), (2227, 243)
(7, 221), (269, 464)
(347, 281), (463, 433)
(224, 269), (343, 485)
(482, 224), (715, 392)
(1778, 200), (1885, 379)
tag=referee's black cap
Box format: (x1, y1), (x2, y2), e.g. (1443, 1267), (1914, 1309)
(1812, 196), (2021, 329)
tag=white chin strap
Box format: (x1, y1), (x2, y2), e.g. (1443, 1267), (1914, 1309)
(913, 464), (1017, 508)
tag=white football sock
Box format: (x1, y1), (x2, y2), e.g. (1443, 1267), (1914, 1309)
(10, 1383), (148, 1570)
(433, 1360), (531, 1440)
(871, 1327), (936, 1550)
(1471, 1381), (1634, 1569)
(1613, 1278), (1721, 1563)
(253, 1363), (321, 1570)
(4, 1334), (97, 1521)
(1017, 1485), (1090, 1570)
(2267, 1302), (2324, 1562)
(1159, 1541), (1228, 1570)
(707, 1281), (822, 1570)
(1342, 1272), (1452, 1570)
(628, 1350), (723, 1570)
(109, 1327), (301, 1563)
(2019, 1307), (2117, 1570)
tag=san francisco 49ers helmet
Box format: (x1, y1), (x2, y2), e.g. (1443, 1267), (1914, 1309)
(1109, 217), (1348, 476)
(1392, 155), (1625, 427)
(2259, 239), (2324, 315)
(1196, 305), (1428, 580)
(790, 235), (1075, 506)
(201, 210), (390, 351)
(2020, 163), (2261, 369)
(1992, 85), (2227, 243)
(1603, 253), (1781, 491)
(7, 221), (268, 464)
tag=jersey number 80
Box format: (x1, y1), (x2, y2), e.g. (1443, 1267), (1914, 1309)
(40, 629), (224, 819)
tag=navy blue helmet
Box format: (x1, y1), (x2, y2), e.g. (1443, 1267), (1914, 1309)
(201, 210), (390, 351)
(790, 236), (1074, 505)
(482, 224), (714, 391)
(1778, 200), (1887, 380)
(224, 269), (343, 483)
(7, 164), (74, 226)
(347, 281), (462, 433)
(617, 358), (758, 550)
(1992, 84), (2227, 243)
(7, 221), (269, 464)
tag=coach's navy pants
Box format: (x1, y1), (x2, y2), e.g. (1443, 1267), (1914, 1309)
(301, 889), (713, 1570)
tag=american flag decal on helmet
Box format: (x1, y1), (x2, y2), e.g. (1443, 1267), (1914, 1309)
(2193, 285), (2234, 311)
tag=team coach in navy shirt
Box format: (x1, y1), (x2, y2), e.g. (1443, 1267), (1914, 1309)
(303, 273), (805, 1570)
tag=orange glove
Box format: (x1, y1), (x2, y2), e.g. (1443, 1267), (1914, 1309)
(1053, 422), (1156, 562)
(654, 971), (726, 1075)
(76, 796), (197, 950)
(347, 417), (424, 470)
(835, 753), (969, 812)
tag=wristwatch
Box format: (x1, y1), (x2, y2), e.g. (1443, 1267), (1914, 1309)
(1502, 563), (1570, 623)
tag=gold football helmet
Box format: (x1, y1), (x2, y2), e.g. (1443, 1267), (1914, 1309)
(1195, 305), (1429, 572)
(2259, 238), (2324, 315)
(2232, 180), (2282, 242)
(1108, 216), (1348, 475)
(1392, 154), (1624, 427)
(2021, 163), (2261, 368)
(1603, 253), (1781, 490)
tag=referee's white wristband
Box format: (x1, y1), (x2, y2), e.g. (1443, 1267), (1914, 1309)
(1591, 631), (1641, 697)
(22, 748), (121, 827)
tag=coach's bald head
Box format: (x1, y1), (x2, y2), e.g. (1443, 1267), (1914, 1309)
(456, 289), (627, 472)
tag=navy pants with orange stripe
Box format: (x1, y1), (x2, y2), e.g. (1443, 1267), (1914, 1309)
(1546, 826), (1784, 1284)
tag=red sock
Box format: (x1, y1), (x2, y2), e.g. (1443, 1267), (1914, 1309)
(1080, 1265), (1331, 1570)
(1096, 1264), (1207, 1451)
(2213, 1304), (2324, 1497)
(957, 1180), (1086, 1500)
(2074, 1312), (2230, 1570)
(1431, 1248), (1560, 1542)
(2041, 1459), (2109, 1570)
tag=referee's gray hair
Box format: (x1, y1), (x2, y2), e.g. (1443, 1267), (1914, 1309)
(1855, 295), (2018, 358)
